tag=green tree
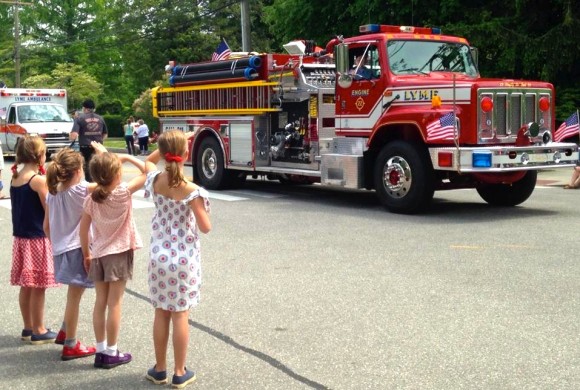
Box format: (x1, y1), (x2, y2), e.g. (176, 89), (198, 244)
(21, 63), (103, 110)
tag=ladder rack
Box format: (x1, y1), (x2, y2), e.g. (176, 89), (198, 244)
(153, 81), (281, 117)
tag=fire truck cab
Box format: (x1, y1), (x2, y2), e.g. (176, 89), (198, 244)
(152, 25), (578, 214)
(0, 88), (73, 156)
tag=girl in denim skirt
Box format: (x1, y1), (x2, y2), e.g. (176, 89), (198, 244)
(44, 148), (99, 360)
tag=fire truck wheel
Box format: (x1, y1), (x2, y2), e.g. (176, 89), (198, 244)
(476, 170), (537, 207)
(374, 141), (435, 214)
(196, 137), (227, 190)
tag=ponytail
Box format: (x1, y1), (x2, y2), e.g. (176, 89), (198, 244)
(91, 185), (111, 203)
(45, 161), (59, 195)
(165, 161), (185, 188)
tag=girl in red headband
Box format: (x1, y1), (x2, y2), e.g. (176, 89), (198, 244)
(143, 130), (211, 388)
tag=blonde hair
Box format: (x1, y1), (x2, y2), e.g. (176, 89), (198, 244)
(46, 148), (84, 195)
(157, 131), (187, 188)
(89, 152), (122, 203)
(12, 136), (46, 179)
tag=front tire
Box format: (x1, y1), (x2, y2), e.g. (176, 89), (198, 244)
(476, 170), (537, 206)
(374, 141), (435, 214)
(196, 137), (226, 189)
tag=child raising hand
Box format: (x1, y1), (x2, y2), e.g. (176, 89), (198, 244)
(44, 147), (99, 360)
(143, 130), (211, 388)
(80, 143), (146, 369)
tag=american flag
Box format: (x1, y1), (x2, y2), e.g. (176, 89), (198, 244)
(554, 111), (579, 142)
(211, 38), (231, 61)
(426, 112), (456, 141)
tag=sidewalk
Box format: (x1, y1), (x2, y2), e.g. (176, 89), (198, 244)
(537, 168), (573, 187)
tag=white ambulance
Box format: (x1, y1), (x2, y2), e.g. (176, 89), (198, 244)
(0, 88), (73, 156)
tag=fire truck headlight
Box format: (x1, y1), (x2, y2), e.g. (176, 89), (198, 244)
(542, 131), (551, 144)
(520, 153), (530, 165)
(472, 151), (492, 168)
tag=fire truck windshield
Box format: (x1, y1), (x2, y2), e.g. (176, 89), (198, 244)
(17, 104), (73, 123)
(387, 40), (478, 77)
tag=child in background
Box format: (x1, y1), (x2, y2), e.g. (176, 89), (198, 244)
(44, 148), (98, 360)
(10, 136), (58, 344)
(124, 118), (136, 156)
(143, 131), (211, 388)
(80, 143), (146, 369)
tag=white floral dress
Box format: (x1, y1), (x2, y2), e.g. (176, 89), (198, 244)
(144, 171), (210, 311)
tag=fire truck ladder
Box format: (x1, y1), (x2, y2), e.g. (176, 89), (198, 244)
(153, 81), (281, 117)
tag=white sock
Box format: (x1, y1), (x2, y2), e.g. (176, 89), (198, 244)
(105, 344), (118, 356)
(96, 341), (107, 353)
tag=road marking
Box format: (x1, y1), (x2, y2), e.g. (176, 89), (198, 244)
(134, 189), (248, 202)
(228, 190), (283, 199)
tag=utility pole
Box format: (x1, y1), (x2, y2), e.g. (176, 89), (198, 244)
(240, 0), (251, 52)
(0, 0), (33, 87)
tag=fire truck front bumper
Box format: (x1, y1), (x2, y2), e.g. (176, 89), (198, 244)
(429, 142), (579, 172)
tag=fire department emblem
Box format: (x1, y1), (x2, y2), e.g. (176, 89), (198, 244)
(355, 97), (365, 111)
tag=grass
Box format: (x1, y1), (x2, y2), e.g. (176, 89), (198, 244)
(104, 137), (158, 152)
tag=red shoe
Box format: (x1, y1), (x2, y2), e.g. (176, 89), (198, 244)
(55, 330), (66, 345)
(61, 341), (96, 361)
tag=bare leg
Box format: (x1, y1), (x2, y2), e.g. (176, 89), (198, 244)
(105, 280), (127, 347)
(153, 308), (171, 372)
(30, 288), (47, 334)
(172, 311), (190, 376)
(64, 285), (85, 340)
(571, 166), (580, 187)
(93, 282), (109, 343)
(19, 287), (33, 330)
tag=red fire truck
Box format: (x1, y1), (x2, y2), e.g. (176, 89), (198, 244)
(152, 24), (579, 214)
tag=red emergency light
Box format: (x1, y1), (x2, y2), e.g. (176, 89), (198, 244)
(438, 151), (453, 167)
(538, 96), (550, 112)
(359, 24), (441, 35)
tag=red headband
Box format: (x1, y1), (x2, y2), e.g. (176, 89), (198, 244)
(165, 153), (183, 163)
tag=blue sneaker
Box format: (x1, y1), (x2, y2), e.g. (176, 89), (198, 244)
(171, 368), (196, 389)
(21, 329), (32, 342)
(30, 329), (57, 345)
(146, 366), (168, 385)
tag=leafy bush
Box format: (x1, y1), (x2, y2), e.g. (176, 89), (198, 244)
(103, 114), (124, 137)
(98, 100), (124, 115)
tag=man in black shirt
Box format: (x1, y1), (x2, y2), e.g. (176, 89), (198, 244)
(70, 99), (108, 181)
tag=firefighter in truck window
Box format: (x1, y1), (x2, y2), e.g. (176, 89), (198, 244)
(350, 45), (380, 80)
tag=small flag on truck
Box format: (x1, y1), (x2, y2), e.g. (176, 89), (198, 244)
(212, 38), (231, 61)
(554, 111), (579, 142)
(426, 111), (456, 141)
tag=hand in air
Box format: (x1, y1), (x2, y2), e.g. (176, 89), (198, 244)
(91, 141), (108, 154)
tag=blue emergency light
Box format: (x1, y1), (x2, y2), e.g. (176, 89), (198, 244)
(472, 151), (492, 168)
(359, 24), (380, 33)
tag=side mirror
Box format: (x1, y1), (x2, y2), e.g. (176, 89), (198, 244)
(470, 46), (479, 69)
(335, 43), (353, 88)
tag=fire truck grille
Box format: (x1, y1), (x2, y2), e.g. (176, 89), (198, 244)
(478, 88), (552, 143)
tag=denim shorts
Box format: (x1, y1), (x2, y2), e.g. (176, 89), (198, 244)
(54, 247), (94, 288)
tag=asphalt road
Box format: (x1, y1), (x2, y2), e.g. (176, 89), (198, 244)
(0, 161), (578, 390)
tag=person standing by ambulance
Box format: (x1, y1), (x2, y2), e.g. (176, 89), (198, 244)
(70, 99), (108, 182)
